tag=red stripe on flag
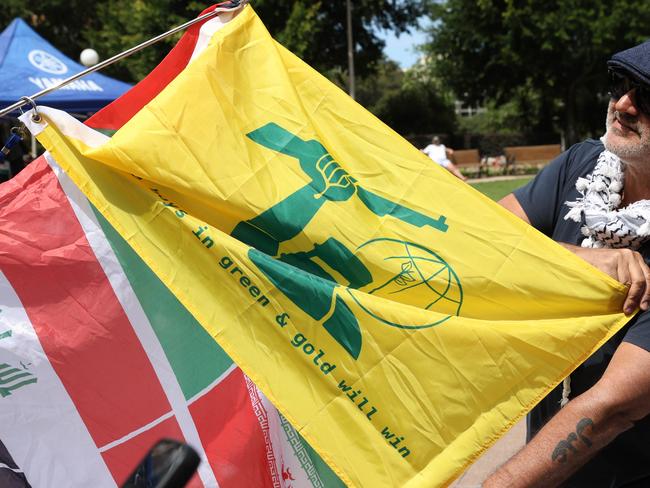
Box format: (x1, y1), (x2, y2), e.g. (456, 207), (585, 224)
(101, 415), (204, 487)
(87, 4), (220, 131)
(0, 159), (172, 449)
(189, 368), (275, 488)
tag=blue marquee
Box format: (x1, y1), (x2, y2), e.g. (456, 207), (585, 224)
(0, 19), (132, 115)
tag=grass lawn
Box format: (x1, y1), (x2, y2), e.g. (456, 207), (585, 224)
(470, 177), (533, 202)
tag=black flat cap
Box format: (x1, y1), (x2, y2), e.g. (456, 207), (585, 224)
(608, 40), (650, 85)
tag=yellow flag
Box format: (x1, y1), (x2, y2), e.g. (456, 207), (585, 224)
(24, 6), (629, 487)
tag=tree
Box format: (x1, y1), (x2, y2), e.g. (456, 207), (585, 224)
(424, 0), (650, 145)
(0, 0), (178, 81)
(252, 1), (425, 79)
(1, 1), (439, 137)
(0, 1), (98, 60)
(1, 1), (424, 83)
(355, 59), (456, 136)
(373, 81), (457, 137)
(81, 0), (204, 82)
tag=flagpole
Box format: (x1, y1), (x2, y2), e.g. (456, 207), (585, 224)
(0, 1), (245, 119)
(346, 0), (355, 100)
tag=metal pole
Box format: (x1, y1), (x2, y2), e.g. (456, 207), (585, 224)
(346, 0), (355, 100)
(0, 2), (244, 119)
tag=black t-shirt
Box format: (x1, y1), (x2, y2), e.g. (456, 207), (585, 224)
(514, 139), (650, 488)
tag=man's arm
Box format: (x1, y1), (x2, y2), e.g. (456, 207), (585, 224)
(484, 342), (650, 487)
(498, 194), (531, 224)
(498, 193), (650, 313)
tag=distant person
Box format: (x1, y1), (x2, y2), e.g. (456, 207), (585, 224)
(421, 136), (467, 181)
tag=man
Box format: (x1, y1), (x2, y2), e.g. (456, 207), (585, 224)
(485, 40), (650, 487)
(421, 136), (467, 180)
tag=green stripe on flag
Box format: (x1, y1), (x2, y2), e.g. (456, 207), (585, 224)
(300, 437), (346, 488)
(279, 414), (345, 488)
(95, 128), (117, 137)
(93, 208), (234, 400)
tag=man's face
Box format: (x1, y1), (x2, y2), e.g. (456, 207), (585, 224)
(604, 94), (650, 166)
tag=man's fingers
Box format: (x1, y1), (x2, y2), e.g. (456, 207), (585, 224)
(622, 255), (648, 314)
(618, 257), (636, 315)
(569, 246), (650, 314)
(617, 258), (631, 285)
(625, 282), (645, 315)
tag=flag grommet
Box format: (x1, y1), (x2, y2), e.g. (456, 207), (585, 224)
(19, 96), (41, 123)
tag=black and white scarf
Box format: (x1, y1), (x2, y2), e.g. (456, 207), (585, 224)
(564, 145), (650, 250)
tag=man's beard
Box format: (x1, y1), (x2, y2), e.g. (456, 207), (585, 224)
(604, 105), (650, 165)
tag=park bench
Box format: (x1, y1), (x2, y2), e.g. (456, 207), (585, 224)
(452, 149), (484, 178)
(504, 144), (562, 170)
(453, 149), (512, 178)
(452, 144), (562, 178)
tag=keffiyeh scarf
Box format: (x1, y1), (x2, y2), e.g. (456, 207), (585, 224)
(564, 145), (650, 250)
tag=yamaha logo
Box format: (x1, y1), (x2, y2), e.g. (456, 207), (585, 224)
(28, 49), (68, 75)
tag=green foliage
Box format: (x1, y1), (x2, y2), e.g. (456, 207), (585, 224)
(0, 1), (437, 135)
(459, 100), (521, 135)
(457, 85), (541, 149)
(0, 0), (98, 60)
(253, 0), (425, 78)
(355, 59), (457, 136)
(0, 0), (205, 81)
(425, 0), (650, 144)
(356, 59), (405, 108)
(1, 1), (425, 83)
(81, 1), (190, 82)
(271, 2), (322, 60)
(373, 78), (456, 135)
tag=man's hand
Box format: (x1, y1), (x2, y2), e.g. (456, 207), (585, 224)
(497, 193), (650, 314)
(560, 243), (650, 314)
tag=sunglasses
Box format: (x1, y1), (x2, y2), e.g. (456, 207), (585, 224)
(608, 69), (650, 115)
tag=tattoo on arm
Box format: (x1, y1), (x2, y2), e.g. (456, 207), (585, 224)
(575, 417), (594, 447)
(551, 418), (594, 464)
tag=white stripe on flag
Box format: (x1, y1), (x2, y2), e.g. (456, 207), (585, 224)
(99, 411), (175, 453)
(48, 154), (220, 488)
(187, 363), (238, 406)
(189, 9), (241, 63)
(0, 270), (116, 487)
(20, 107), (110, 147)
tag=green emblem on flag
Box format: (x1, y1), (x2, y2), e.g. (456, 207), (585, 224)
(0, 329), (37, 398)
(231, 123), (461, 360)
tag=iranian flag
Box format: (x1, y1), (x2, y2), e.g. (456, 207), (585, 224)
(0, 3), (341, 487)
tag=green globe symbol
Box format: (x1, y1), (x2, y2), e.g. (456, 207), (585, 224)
(347, 238), (463, 329)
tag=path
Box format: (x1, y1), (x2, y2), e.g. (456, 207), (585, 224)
(451, 420), (525, 487)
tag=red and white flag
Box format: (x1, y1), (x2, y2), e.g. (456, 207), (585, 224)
(0, 4), (342, 486)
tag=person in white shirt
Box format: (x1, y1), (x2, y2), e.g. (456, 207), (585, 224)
(421, 136), (467, 180)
